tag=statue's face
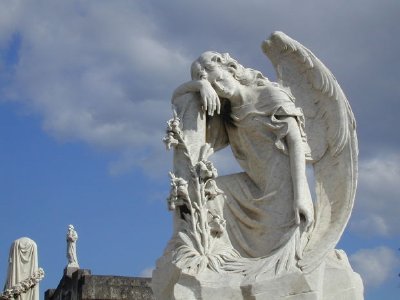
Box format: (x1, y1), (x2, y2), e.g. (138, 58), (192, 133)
(196, 52), (242, 100)
(206, 65), (240, 99)
(215, 71), (240, 99)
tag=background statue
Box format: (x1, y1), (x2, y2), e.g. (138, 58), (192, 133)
(153, 31), (362, 299)
(66, 225), (79, 269)
(2, 237), (44, 300)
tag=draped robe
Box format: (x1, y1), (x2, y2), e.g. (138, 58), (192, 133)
(204, 83), (308, 258)
(4, 238), (39, 300)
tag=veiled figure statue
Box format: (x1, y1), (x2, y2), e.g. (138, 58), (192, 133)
(2, 238), (44, 300)
(153, 32), (363, 300)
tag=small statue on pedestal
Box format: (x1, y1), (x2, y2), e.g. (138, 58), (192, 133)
(66, 225), (79, 269)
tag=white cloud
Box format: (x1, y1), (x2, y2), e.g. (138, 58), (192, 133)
(139, 266), (154, 278)
(350, 246), (400, 288)
(350, 153), (400, 237)
(0, 1), (188, 175)
(351, 214), (389, 237)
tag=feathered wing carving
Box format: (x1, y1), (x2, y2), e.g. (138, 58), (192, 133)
(262, 31), (358, 273)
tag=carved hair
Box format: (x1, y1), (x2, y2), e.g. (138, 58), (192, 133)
(191, 51), (269, 87)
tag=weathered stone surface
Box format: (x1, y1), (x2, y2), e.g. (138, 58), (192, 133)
(154, 250), (363, 300)
(45, 269), (91, 300)
(82, 275), (153, 300)
(45, 269), (154, 300)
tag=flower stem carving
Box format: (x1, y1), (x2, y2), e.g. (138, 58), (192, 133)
(163, 113), (240, 274)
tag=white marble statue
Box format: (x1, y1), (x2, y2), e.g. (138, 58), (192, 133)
(2, 237), (44, 300)
(66, 225), (79, 268)
(153, 32), (363, 299)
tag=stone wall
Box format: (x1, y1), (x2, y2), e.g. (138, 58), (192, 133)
(45, 269), (154, 300)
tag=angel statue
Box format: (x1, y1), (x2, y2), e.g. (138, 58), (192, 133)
(152, 32), (363, 300)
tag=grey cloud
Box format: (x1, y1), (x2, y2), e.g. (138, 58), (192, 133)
(149, 0), (400, 157)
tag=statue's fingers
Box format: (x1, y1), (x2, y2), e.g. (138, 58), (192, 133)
(202, 96), (207, 112)
(310, 216), (315, 229)
(216, 97), (221, 114)
(305, 213), (314, 232)
(294, 208), (300, 225)
(207, 98), (213, 116)
(210, 98), (216, 116)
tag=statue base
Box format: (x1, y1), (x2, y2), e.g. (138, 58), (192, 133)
(63, 266), (79, 277)
(152, 249), (363, 300)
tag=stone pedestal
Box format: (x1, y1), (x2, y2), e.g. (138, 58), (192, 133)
(152, 250), (363, 300)
(63, 267), (79, 277)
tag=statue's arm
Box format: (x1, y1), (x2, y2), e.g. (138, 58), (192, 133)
(67, 232), (78, 242)
(172, 80), (220, 116)
(284, 116), (314, 231)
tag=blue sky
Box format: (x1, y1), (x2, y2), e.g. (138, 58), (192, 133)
(0, 1), (399, 299)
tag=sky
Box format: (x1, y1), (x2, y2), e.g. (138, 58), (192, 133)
(0, 0), (399, 299)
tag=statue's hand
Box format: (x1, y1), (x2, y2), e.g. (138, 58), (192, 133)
(199, 80), (220, 116)
(294, 199), (314, 232)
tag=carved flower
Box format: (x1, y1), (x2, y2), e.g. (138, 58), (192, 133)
(0, 268), (45, 299)
(163, 117), (182, 150)
(204, 179), (224, 200)
(2, 289), (12, 299)
(167, 195), (183, 211)
(163, 132), (179, 150)
(196, 160), (218, 180)
(167, 173), (189, 211)
(209, 214), (226, 237)
(166, 117), (182, 134)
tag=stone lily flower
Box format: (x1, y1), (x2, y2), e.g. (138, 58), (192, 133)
(209, 214), (226, 237)
(204, 179), (224, 200)
(163, 117), (182, 150)
(167, 173), (189, 211)
(167, 117), (182, 134)
(197, 160), (218, 180)
(163, 132), (179, 150)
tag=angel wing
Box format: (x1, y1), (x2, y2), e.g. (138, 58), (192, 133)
(262, 31), (358, 273)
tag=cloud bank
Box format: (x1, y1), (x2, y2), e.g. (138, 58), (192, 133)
(1, 0), (399, 178)
(0, 0), (189, 175)
(350, 153), (400, 237)
(350, 246), (400, 288)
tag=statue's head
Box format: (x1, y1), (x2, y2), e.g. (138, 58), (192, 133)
(191, 51), (269, 87)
